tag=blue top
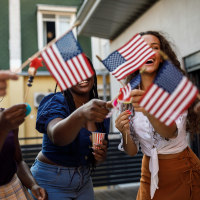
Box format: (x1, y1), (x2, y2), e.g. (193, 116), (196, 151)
(0, 131), (17, 185)
(36, 92), (110, 167)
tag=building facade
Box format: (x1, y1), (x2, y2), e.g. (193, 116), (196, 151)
(1, 0), (110, 144)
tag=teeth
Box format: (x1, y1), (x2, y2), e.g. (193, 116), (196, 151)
(79, 80), (88, 84)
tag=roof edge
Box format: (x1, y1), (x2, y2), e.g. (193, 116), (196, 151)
(76, 0), (101, 36)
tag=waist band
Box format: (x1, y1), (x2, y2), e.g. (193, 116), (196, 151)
(158, 147), (187, 159)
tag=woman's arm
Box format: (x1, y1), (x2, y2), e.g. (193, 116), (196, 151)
(131, 89), (177, 139)
(115, 111), (138, 156)
(47, 99), (109, 146)
(14, 129), (47, 200)
(144, 112), (177, 138)
(0, 104), (26, 151)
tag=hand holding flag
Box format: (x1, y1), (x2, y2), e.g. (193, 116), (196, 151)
(139, 60), (198, 126)
(106, 75), (141, 118)
(117, 83), (132, 103)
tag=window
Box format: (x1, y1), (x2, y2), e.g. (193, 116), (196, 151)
(184, 50), (200, 90)
(37, 4), (77, 50)
(184, 51), (200, 157)
(184, 50), (200, 73)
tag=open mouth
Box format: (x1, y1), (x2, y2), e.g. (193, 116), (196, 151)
(145, 59), (154, 64)
(78, 80), (89, 86)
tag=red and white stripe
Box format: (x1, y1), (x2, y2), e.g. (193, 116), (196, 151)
(41, 43), (94, 91)
(120, 83), (132, 101)
(92, 132), (105, 149)
(112, 34), (155, 80)
(139, 77), (198, 126)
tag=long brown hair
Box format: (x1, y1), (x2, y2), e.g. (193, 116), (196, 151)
(126, 31), (200, 136)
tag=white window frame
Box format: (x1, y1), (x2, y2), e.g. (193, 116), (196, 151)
(37, 4), (77, 50)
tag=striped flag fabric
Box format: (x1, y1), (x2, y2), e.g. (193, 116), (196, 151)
(139, 60), (198, 126)
(92, 132), (105, 150)
(102, 33), (155, 80)
(118, 83), (132, 102)
(130, 73), (141, 89)
(40, 30), (94, 91)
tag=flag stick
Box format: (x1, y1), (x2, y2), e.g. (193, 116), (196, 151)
(139, 67), (146, 74)
(14, 21), (81, 73)
(110, 95), (118, 104)
(119, 80), (125, 87)
(159, 50), (169, 60)
(96, 55), (102, 62)
(24, 86), (30, 103)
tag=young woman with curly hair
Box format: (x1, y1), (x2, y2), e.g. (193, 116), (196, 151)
(116, 31), (200, 200)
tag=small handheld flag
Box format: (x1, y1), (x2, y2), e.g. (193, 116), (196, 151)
(139, 60), (198, 126)
(118, 83), (132, 103)
(102, 33), (155, 80)
(106, 74), (141, 118)
(41, 30), (94, 91)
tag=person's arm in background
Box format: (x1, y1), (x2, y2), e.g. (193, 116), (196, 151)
(14, 128), (48, 200)
(0, 70), (18, 96)
(131, 89), (177, 139)
(0, 104), (26, 151)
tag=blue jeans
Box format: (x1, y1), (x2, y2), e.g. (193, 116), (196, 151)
(30, 159), (94, 200)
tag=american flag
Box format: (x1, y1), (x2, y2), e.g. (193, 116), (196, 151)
(139, 60), (198, 126)
(102, 33), (155, 80)
(130, 73), (141, 89)
(40, 30), (94, 91)
(118, 83), (132, 102)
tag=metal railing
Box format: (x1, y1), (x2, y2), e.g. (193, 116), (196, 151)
(20, 133), (143, 187)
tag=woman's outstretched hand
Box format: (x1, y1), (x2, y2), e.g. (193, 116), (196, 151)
(31, 184), (48, 200)
(0, 104), (26, 133)
(81, 99), (109, 122)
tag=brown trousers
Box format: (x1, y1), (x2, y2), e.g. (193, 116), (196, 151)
(137, 147), (200, 200)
